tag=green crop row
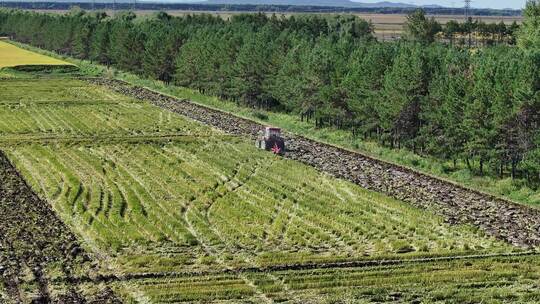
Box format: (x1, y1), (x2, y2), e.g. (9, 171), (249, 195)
(115, 255), (540, 303)
(0, 80), (214, 138)
(0, 103), (213, 138)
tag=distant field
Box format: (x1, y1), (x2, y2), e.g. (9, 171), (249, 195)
(356, 13), (522, 38)
(0, 41), (73, 69)
(27, 9), (522, 38)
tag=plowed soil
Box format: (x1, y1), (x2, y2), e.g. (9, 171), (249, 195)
(0, 151), (121, 303)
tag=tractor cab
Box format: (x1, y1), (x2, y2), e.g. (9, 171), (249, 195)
(256, 127), (285, 155)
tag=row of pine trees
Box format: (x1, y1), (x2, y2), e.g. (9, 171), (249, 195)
(0, 8), (539, 182)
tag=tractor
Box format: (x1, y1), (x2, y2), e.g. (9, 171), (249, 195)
(255, 127), (285, 155)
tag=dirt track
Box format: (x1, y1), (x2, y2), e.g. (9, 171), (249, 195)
(87, 77), (540, 249)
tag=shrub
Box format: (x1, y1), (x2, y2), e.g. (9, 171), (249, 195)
(252, 110), (268, 121)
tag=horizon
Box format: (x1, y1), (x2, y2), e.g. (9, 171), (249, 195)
(0, 0), (526, 10)
(143, 0), (526, 10)
(352, 0), (525, 9)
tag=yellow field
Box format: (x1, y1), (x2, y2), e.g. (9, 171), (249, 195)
(0, 41), (73, 68)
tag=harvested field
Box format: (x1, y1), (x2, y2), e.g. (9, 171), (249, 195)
(88, 77), (540, 249)
(0, 41), (74, 69)
(6, 142), (512, 261)
(116, 254), (540, 303)
(0, 79), (214, 139)
(0, 72), (539, 302)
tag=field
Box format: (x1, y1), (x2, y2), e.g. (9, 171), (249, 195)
(0, 41), (73, 69)
(27, 9), (523, 40)
(0, 45), (540, 303)
(115, 254), (540, 303)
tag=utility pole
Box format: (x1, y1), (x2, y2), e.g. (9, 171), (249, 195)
(465, 0), (472, 47)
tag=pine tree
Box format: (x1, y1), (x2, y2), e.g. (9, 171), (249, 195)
(342, 42), (394, 137)
(518, 0), (540, 50)
(404, 9), (442, 44)
(233, 30), (273, 107)
(381, 44), (429, 147)
(143, 27), (180, 84)
(90, 20), (112, 66)
(422, 48), (471, 162)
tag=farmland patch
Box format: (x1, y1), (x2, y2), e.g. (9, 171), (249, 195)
(113, 253), (540, 303)
(4, 142), (512, 265)
(0, 151), (121, 302)
(89, 77), (540, 249)
(0, 76), (538, 302)
(0, 41), (74, 70)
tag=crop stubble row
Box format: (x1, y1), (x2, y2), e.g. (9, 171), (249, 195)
(86, 77), (540, 248)
(1, 76), (539, 303)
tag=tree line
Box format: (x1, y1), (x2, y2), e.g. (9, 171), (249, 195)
(0, 4), (539, 183)
(404, 9), (520, 46)
(0, 2), (523, 16)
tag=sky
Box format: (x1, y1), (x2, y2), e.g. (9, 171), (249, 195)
(353, 0), (526, 9)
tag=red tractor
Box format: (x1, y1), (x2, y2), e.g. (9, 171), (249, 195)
(256, 127), (285, 155)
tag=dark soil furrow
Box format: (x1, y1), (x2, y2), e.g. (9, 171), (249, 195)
(0, 150), (121, 303)
(86, 77), (540, 248)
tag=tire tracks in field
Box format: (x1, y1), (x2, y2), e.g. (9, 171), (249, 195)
(52, 250), (540, 284)
(6, 75), (537, 301)
(0, 133), (239, 146)
(182, 157), (280, 304)
(86, 77), (540, 249)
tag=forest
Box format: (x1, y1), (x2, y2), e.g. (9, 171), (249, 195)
(0, 3), (539, 183)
